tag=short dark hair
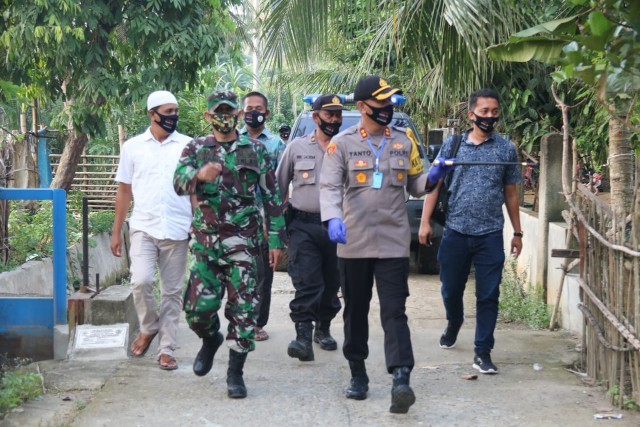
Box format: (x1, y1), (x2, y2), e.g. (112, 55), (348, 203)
(469, 88), (500, 111)
(242, 91), (269, 109)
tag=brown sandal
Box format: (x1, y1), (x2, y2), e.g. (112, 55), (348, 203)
(158, 354), (178, 371)
(254, 328), (269, 341)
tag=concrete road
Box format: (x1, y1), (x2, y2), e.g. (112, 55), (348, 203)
(4, 267), (640, 426)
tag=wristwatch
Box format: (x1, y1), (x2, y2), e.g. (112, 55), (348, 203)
(513, 231), (524, 238)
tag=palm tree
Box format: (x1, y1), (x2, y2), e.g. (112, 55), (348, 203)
(257, 0), (543, 115)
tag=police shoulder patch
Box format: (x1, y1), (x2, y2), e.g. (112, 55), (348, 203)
(327, 141), (337, 157)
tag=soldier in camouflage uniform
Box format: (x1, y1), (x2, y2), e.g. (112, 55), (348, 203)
(173, 90), (286, 399)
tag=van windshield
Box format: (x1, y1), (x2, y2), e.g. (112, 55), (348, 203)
(292, 114), (418, 141)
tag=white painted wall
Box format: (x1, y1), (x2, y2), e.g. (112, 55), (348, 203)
(503, 206), (538, 289)
(502, 207), (582, 335)
(0, 227), (130, 297)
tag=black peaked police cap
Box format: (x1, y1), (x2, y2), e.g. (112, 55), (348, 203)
(353, 75), (402, 101)
(312, 94), (346, 111)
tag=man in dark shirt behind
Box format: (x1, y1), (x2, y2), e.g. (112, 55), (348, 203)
(419, 87), (522, 375)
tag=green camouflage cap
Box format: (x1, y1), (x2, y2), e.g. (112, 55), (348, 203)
(207, 91), (238, 112)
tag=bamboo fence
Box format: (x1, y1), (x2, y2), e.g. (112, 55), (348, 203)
(49, 154), (119, 210)
(571, 184), (640, 407)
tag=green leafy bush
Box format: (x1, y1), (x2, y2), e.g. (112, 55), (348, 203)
(499, 257), (550, 329)
(0, 370), (42, 416)
(2, 191), (115, 272)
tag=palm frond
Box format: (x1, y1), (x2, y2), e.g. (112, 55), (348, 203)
(258, 0), (549, 115)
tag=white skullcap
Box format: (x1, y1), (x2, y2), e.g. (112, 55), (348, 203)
(147, 90), (178, 111)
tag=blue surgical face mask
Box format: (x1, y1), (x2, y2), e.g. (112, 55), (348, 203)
(244, 110), (266, 128)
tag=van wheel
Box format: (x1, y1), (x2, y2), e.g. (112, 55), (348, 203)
(416, 238), (440, 274)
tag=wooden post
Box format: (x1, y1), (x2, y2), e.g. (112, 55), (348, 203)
(82, 146), (87, 193)
(19, 113), (27, 133)
(31, 99), (39, 182)
(536, 133), (565, 295)
(118, 124), (125, 152)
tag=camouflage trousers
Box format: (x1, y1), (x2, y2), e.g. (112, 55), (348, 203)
(184, 233), (260, 352)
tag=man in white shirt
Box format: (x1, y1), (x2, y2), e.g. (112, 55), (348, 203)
(111, 90), (193, 370)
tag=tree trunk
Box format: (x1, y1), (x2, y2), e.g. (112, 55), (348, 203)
(0, 139), (11, 265)
(32, 98), (39, 173)
(10, 134), (38, 189)
(118, 124), (125, 152)
(633, 157), (639, 336)
(608, 116), (634, 217)
(51, 130), (88, 191)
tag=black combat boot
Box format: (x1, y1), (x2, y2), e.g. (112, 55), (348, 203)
(313, 320), (338, 351)
(346, 360), (369, 400)
(287, 321), (314, 361)
(193, 332), (224, 377)
(226, 349), (248, 399)
(389, 366), (416, 414)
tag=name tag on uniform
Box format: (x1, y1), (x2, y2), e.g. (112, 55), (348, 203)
(372, 171), (383, 189)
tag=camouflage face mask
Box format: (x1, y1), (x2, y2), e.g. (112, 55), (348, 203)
(211, 112), (238, 134)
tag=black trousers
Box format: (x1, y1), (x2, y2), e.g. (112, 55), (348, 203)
(287, 216), (341, 323)
(339, 257), (414, 373)
(255, 238), (273, 328)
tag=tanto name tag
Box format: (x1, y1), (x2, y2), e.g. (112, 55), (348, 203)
(372, 171), (383, 189)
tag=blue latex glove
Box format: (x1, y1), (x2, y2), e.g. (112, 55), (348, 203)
(327, 218), (347, 244)
(427, 157), (456, 183)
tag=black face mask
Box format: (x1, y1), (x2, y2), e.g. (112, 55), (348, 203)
(364, 102), (393, 126)
(244, 110), (266, 128)
(472, 114), (499, 133)
(318, 118), (342, 137)
(155, 112), (179, 134)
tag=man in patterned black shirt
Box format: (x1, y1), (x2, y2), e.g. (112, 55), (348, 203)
(419, 88), (522, 375)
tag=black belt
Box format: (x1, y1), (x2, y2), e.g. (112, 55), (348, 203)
(291, 208), (322, 223)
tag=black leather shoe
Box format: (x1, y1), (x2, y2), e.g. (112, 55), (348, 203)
(346, 376), (369, 400)
(314, 321), (338, 351)
(287, 321), (314, 361)
(193, 332), (224, 377)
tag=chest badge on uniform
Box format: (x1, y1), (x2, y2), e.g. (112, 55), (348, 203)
(354, 159), (368, 168)
(302, 172), (310, 179)
(327, 142), (337, 156)
(398, 159), (405, 166)
(392, 142), (403, 149)
(356, 172), (367, 183)
(396, 172), (404, 181)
